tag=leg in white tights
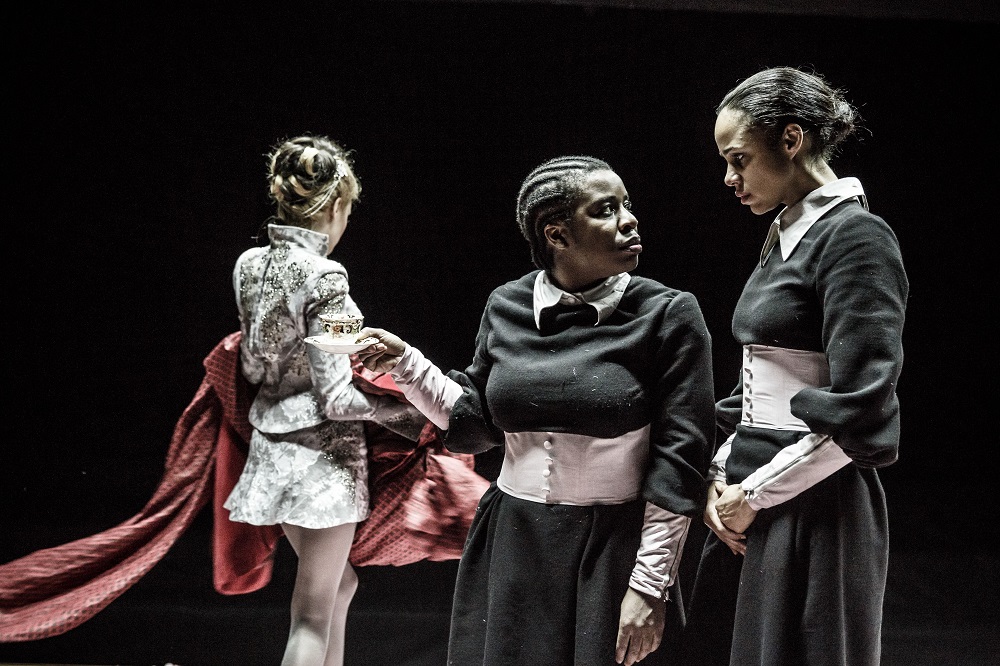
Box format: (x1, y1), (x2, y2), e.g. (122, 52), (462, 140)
(281, 522), (357, 666)
(325, 562), (358, 666)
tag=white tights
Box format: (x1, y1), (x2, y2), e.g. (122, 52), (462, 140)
(280, 522), (359, 666)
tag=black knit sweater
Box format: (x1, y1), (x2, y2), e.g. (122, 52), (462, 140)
(444, 271), (716, 517)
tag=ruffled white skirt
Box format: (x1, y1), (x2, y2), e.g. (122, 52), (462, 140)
(224, 420), (370, 529)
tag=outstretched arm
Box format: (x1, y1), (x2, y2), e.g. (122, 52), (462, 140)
(357, 327), (462, 431)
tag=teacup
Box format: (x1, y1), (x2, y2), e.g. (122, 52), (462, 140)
(319, 313), (364, 342)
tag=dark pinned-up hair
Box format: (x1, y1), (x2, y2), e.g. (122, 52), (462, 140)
(717, 66), (861, 162)
(516, 155), (613, 270)
(266, 135), (361, 227)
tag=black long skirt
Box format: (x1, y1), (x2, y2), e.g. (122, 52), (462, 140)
(447, 484), (684, 666)
(677, 533), (743, 666)
(680, 466), (888, 666)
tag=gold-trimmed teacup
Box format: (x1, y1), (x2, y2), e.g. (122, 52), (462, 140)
(319, 313), (364, 341)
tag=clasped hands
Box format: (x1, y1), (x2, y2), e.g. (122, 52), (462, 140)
(703, 480), (757, 556)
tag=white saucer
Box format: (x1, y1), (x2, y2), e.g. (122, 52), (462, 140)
(305, 335), (380, 354)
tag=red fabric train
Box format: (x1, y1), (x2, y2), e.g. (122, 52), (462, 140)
(0, 332), (488, 642)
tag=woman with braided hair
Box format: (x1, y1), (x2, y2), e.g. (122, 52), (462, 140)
(225, 134), (428, 666)
(354, 156), (716, 665)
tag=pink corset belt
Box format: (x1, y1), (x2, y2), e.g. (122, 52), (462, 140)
(741, 344), (830, 431)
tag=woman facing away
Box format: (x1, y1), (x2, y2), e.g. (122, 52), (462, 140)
(682, 66), (909, 666)
(355, 155), (716, 666)
(224, 134), (427, 666)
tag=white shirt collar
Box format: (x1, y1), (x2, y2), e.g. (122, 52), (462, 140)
(773, 177), (868, 260)
(533, 271), (631, 330)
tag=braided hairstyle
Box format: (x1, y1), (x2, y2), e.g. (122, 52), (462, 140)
(516, 155), (613, 270)
(266, 135), (361, 227)
(717, 66), (861, 162)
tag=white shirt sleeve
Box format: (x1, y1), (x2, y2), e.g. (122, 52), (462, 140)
(707, 433), (735, 484)
(740, 433), (852, 510)
(388, 344), (463, 430)
(628, 503), (691, 601)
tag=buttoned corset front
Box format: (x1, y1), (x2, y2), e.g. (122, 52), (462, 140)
(741, 344), (829, 431)
(498, 426), (651, 505)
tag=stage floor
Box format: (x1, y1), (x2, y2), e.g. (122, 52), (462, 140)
(2, 507), (998, 666)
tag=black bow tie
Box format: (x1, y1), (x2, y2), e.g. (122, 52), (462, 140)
(538, 302), (599, 334)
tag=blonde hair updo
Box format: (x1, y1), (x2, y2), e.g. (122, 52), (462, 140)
(267, 134), (361, 227)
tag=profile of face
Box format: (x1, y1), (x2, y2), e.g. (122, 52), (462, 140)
(546, 169), (641, 291)
(714, 108), (796, 215)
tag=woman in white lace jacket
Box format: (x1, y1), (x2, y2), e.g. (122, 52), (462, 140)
(225, 135), (424, 666)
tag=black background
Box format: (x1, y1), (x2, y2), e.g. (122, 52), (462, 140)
(4, 1), (998, 664)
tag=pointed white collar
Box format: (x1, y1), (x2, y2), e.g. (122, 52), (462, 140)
(768, 177), (868, 262)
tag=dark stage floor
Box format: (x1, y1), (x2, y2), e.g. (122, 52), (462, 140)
(2, 506), (998, 666)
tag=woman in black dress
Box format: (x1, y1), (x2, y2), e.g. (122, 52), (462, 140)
(684, 66), (909, 666)
(357, 156), (716, 666)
